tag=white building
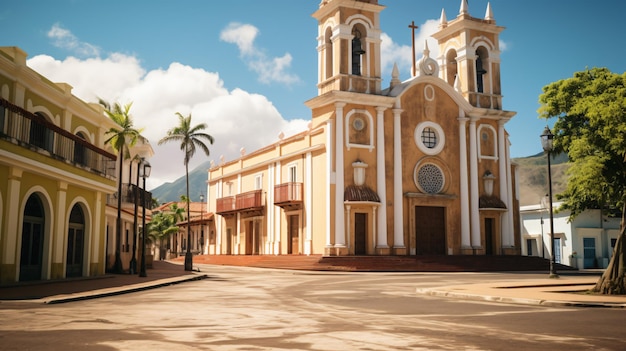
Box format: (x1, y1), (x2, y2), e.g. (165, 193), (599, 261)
(520, 201), (620, 269)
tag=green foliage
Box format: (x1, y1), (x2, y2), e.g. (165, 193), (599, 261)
(158, 112), (214, 167)
(145, 203), (185, 259)
(538, 68), (626, 218)
(101, 99), (147, 160)
(158, 112), (214, 239)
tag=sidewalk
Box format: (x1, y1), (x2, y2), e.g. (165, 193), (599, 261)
(1, 256), (625, 308)
(416, 276), (626, 308)
(0, 260), (206, 304)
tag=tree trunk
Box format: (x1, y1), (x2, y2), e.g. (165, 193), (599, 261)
(592, 204), (626, 294)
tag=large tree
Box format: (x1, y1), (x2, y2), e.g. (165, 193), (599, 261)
(538, 67), (626, 294)
(159, 112), (214, 271)
(102, 100), (147, 274)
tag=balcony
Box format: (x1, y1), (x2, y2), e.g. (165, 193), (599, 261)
(0, 98), (117, 177)
(216, 196), (236, 215)
(274, 182), (303, 210)
(216, 190), (265, 217)
(106, 183), (152, 208)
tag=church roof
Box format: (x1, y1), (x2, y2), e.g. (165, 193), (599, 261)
(479, 195), (507, 209)
(344, 185), (380, 203)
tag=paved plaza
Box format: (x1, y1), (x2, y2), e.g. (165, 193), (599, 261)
(1, 261), (625, 350)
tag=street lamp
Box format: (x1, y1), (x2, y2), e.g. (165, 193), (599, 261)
(540, 126), (558, 278)
(139, 158), (151, 278)
(129, 159), (141, 274)
(200, 193), (204, 255)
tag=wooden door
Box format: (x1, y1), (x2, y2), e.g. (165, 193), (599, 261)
(415, 206), (445, 255)
(355, 213), (367, 255)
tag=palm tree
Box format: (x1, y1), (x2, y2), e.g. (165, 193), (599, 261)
(159, 112), (214, 271)
(146, 211), (179, 260)
(102, 100), (147, 273)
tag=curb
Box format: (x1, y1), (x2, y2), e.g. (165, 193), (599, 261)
(40, 274), (208, 304)
(416, 288), (626, 308)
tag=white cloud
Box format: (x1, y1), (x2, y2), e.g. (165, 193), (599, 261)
(499, 39), (509, 51)
(219, 22), (259, 55)
(28, 50), (307, 190)
(220, 22), (300, 85)
(380, 19), (440, 81)
(28, 25), (307, 189)
(47, 23), (101, 57)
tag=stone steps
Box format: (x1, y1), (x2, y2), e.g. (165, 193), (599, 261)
(190, 254), (576, 272)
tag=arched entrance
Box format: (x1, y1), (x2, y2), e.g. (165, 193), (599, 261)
(66, 204), (85, 277)
(20, 194), (45, 281)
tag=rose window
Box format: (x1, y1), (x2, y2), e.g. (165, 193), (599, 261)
(416, 163), (444, 194)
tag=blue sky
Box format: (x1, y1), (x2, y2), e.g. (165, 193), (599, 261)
(2, 0), (625, 189)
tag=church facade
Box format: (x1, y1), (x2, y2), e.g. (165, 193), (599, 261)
(206, 0), (521, 257)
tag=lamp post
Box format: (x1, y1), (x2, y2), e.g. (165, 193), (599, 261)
(540, 126), (558, 278)
(129, 159), (141, 274)
(200, 193), (204, 255)
(139, 158), (151, 278)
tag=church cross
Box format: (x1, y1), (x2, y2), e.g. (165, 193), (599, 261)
(409, 21), (419, 77)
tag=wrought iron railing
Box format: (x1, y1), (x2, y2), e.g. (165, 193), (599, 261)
(0, 98), (117, 177)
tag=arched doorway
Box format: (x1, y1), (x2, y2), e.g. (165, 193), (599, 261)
(66, 204), (85, 277)
(20, 194), (45, 281)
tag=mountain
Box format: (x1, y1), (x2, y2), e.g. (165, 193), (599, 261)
(514, 152), (569, 206)
(149, 160), (212, 204)
(149, 153), (569, 207)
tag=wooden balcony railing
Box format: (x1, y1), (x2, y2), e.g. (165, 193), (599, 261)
(274, 182), (303, 208)
(216, 190), (265, 216)
(0, 98), (117, 177)
(216, 196), (236, 214)
(236, 190), (264, 211)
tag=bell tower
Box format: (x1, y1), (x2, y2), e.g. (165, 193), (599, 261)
(313, 0), (385, 95)
(432, 1), (505, 109)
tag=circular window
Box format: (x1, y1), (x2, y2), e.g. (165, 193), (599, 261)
(421, 127), (437, 148)
(416, 163), (444, 194)
(414, 122), (445, 155)
(352, 117), (365, 131)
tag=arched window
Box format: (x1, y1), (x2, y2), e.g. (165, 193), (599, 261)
(20, 194), (45, 281)
(74, 132), (88, 167)
(30, 112), (54, 153)
(478, 124), (498, 160)
(446, 49), (458, 86)
(325, 27), (333, 79)
(475, 47), (489, 93)
(351, 27), (366, 76)
(67, 204), (85, 277)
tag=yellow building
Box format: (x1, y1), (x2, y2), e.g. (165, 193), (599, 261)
(207, 0), (521, 258)
(0, 46), (119, 283)
(0, 46), (154, 284)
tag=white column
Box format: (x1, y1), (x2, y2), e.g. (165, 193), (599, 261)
(92, 191), (102, 271)
(505, 135), (515, 248)
(3, 168), (22, 273)
(236, 213), (241, 255)
(375, 106), (388, 249)
(267, 163), (275, 254)
(458, 115), (471, 248)
(325, 119), (333, 249)
(236, 174), (242, 255)
(216, 180), (222, 254)
(305, 152), (313, 255)
(393, 109), (405, 249)
(54, 182), (68, 278)
(274, 161), (282, 254)
(469, 116), (481, 248)
(498, 120), (511, 247)
(335, 103), (346, 248)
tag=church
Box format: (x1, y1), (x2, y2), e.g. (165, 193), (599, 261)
(205, 0), (521, 257)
